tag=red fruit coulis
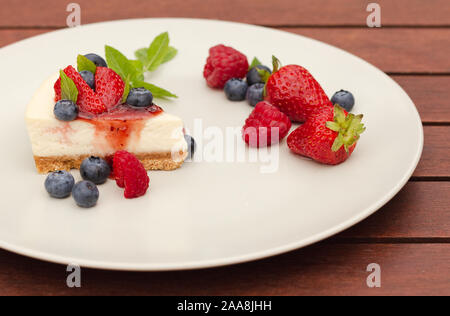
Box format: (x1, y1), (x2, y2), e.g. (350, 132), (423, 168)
(77, 103), (163, 152)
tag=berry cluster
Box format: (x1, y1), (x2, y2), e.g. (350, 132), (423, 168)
(54, 53), (156, 122)
(203, 45), (363, 165)
(44, 151), (151, 208)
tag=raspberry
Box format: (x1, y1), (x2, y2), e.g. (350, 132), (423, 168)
(242, 101), (292, 147)
(203, 44), (248, 89)
(112, 151), (149, 199)
(54, 65), (107, 115)
(95, 67), (125, 109)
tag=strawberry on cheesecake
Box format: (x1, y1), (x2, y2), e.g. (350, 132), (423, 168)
(26, 49), (187, 174)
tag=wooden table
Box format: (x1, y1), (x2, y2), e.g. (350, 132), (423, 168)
(1, 0), (449, 296)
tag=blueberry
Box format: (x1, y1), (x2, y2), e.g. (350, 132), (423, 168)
(184, 135), (196, 159)
(79, 70), (95, 90)
(224, 78), (248, 101)
(80, 156), (111, 184)
(246, 65), (271, 86)
(54, 100), (79, 121)
(72, 181), (99, 208)
(330, 90), (355, 112)
(246, 83), (265, 107)
(126, 88), (153, 107)
(45, 170), (75, 199)
(84, 53), (107, 68)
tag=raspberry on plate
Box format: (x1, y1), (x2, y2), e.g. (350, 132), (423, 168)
(112, 150), (150, 199)
(203, 44), (249, 89)
(242, 101), (292, 147)
(54, 65), (107, 115)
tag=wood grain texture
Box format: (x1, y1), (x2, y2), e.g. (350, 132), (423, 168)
(392, 76), (450, 123)
(0, 29), (53, 48)
(282, 28), (450, 73)
(0, 244), (448, 296)
(337, 182), (450, 239)
(1, 0), (449, 27)
(0, 0), (449, 296)
(414, 126), (450, 178)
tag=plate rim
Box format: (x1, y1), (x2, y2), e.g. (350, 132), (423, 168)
(0, 18), (424, 271)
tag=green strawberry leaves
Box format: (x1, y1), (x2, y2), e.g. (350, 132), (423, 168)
(104, 32), (178, 101)
(271, 55), (281, 73)
(77, 55), (97, 74)
(59, 70), (78, 103)
(326, 105), (366, 153)
(249, 57), (262, 69)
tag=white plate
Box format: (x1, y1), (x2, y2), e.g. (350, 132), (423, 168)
(0, 18), (423, 271)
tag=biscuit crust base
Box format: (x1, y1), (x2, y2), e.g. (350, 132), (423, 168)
(34, 151), (187, 174)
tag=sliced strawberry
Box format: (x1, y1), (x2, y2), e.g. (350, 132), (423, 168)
(54, 65), (107, 115)
(95, 67), (125, 109)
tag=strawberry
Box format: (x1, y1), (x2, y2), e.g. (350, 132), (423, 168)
(242, 101), (292, 147)
(287, 105), (365, 165)
(112, 150), (149, 199)
(54, 65), (107, 115)
(265, 57), (332, 122)
(203, 44), (249, 89)
(95, 67), (125, 109)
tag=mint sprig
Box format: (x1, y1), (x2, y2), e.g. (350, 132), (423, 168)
(59, 70), (78, 103)
(134, 81), (177, 99)
(77, 55), (97, 74)
(105, 32), (178, 101)
(105, 45), (138, 82)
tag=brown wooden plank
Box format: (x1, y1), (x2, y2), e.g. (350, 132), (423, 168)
(0, 29), (53, 48)
(414, 126), (450, 178)
(337, 182), (450, 239)
(282, 28), (450, 73)
(392, 76), (450, 123)
(1, 0), (449, 27)
(0, 243), (448, 295)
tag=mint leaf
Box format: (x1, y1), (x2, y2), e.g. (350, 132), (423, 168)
(134, 81), (178, 99)
(77, 54), (97, 74)
(249, 57), (262, 69)
(129, 59), (144, 81)
(145, 32), (170, 72)
(121, 76), (131, 104)
(162, 46), (178, 64)
(134, 48), (148, 64)
(59, 70), (78, 102)
(105, 45), (137, 81)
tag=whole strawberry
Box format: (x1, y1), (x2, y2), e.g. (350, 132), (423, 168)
(242, 101), (292, 147)
(54, 65), (107, 115)
(287, 105), (365, 165)
(203, 44), (249, 89)
(265, 57), (332, 122)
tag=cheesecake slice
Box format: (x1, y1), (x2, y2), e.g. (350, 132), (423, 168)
(26, 73), (188, 174)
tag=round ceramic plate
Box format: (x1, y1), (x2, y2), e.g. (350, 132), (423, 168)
(0, 18), (423, 271)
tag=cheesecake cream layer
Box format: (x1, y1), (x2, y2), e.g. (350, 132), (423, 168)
(26, 73), (187, 172)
